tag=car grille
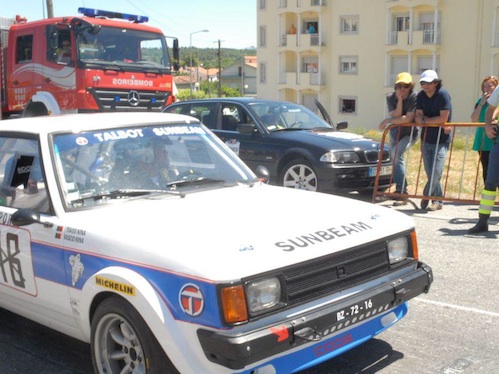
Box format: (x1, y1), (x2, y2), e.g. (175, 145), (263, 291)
(88, 88), (170, 111)
(281, 242), (390, 306)
(364, 149), (390, 163)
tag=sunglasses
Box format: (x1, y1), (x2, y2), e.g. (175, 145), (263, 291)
(395, 84), (410, 89)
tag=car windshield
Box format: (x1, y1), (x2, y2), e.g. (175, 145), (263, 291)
(76, 26), (170, 73)
(52, 123), (255, 209)
(248, 102), (332, 132)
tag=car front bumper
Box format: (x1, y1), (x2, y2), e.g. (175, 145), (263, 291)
(315, 163), (393, 193)
(197, 261), (432, 372)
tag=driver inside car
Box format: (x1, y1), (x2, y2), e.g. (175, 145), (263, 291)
(109, 140), (179, 189)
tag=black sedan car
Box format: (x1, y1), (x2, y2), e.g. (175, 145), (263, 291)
(164, 98), (392, 193)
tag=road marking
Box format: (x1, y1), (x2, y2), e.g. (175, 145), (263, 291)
(415, 298), (499, 318)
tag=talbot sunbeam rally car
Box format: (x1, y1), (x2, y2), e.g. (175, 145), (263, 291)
(0, 113), (432, 374)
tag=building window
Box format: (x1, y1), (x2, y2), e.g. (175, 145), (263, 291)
(417, 56), (438, 74)
(259, 26), (266, 47)
(260, 63), (266, 83)
(339, 97), (357, 114)
(340, 16), (359, 34)
(303, 21), (318, 34)
(394, 15), (410, 31)
(260, 0), (266, 9)
(302, 57), (318, 73)
(340, 56), (358, 74)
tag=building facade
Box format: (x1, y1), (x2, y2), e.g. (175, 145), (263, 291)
(257, 0), (499, 129)
(220, 56), (258, 96)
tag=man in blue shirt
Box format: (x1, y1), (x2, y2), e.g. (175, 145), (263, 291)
(415, 70), (452, 211)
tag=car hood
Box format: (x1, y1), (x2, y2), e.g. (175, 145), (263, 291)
(64, 185), (413, 281)
(273, 128), (383, 151)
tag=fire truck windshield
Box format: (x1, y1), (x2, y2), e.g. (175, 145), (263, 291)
(76, 26), (170, 73)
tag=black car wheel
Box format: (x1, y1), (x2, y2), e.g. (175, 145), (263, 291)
(91, 296), (179, 374)
(280, 159), (318, 191)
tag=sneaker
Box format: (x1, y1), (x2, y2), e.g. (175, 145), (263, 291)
(420, 199), (429, 209)
(427, 202), (442, 211)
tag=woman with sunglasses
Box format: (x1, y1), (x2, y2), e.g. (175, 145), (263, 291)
(379, 72), (418, 206)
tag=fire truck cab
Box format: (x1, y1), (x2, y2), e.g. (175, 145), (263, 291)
(0, 8), (179, 119)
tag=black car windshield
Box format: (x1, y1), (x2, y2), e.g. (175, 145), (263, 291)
(52, 123), (254, 209)
(248, 102), (332, 132)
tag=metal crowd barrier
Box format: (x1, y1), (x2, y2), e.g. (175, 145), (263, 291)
(372, 122), (499, 207)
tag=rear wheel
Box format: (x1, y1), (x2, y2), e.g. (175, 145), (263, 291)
(280, 159), (318, 191)
(91, 296), (178, 374)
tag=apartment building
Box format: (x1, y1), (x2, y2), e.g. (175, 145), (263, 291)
(257, 0), (499, 130)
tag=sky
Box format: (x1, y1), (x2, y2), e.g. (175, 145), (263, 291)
(3, 0), (257, 49)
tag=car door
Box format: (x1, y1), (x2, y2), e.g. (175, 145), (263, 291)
(213, 103), (281, 175)
(0, 135), (76, 327)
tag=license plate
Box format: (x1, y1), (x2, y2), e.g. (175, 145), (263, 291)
(336, 298), (375, 322)
(369, 165), (392, 177)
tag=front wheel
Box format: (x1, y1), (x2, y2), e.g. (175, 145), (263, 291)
(91, 297), (178, 374)
(280, 159), (318, 191)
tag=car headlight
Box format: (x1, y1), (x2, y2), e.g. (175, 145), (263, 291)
(220, 277), (283, 325)
(320, 151), (360, 164)
(387, 237), (409, 264)
(246, 277), (282, 314)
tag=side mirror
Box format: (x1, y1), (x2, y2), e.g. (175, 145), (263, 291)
(237, 123), (255, 134)
(336, 121), (348, 130)
(11, 208), (41, 226)
(255, 165), (270, 184)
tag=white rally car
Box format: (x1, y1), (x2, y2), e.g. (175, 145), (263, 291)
(0, 112), (432, 374)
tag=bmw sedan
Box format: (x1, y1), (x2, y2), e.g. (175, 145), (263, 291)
(164, 98), (392, 193)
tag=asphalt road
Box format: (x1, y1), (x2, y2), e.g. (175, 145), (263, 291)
(0, 197), (498, 374)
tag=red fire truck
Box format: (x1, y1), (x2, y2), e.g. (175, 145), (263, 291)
(0, 8), (179, 119)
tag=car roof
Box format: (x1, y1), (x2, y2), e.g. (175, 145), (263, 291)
(168, 97), (294, 106)
(0, 112), (200, 135)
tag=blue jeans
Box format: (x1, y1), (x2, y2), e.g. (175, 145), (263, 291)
(390, 135), (415, 193)
(422, 141), (449, 204)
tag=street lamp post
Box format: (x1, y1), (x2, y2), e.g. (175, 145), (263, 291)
(189, 29), (209, 99)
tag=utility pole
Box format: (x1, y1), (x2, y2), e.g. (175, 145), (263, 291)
(217, 39), (222, 97)
(46, 0), (54, 18)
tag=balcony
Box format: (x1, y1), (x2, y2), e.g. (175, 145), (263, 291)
(386, 29), (440, 50)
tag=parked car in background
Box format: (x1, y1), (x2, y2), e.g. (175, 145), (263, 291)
(0, 112), (432, 374)
(164, 98), (392, 193)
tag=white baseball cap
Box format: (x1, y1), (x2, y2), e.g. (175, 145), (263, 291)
(419, 70), (439, 83)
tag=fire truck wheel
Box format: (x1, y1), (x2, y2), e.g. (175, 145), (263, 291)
(91, 296), (179, 374)
(23, 102), (49, 117)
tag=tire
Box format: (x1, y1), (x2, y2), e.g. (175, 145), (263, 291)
(280, 159), (318, 191)
(91, 296), (178, 374)
(22, 102), (49, 117)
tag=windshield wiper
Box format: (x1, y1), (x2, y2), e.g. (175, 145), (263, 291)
(72, 188), (184, 205)
(166, 177), (234, 188)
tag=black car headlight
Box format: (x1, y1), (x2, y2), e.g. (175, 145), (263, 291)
(320, 151), (360, 164)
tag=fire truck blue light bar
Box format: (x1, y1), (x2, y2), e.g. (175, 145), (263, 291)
(78, 8), (149, 23)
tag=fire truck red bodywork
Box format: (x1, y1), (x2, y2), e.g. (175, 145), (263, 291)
(0, 12), (177, 119)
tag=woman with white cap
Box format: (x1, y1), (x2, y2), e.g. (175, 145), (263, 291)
(414, 69), (452, 211)
(379, 72), (418, 206)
